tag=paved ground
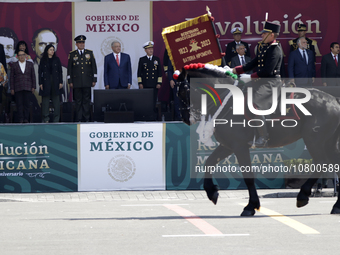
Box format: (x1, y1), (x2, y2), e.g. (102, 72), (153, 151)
(0, 189), (339, 255)
(0, 188), (336, 202)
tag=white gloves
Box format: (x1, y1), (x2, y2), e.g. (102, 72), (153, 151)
(223, 65), (232, 72)
(240, 73), (252, 83)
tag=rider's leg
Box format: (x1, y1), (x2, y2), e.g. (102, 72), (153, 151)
(248, 115), (268, 148)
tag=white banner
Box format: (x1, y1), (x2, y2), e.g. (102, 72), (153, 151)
(74, 2), (151, 90)
(78, 123), (165, 191)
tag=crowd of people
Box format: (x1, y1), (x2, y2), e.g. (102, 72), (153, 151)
(225, 23), (340, 87)
(0, 22), (339, 124)
(0, 28), (165, 123)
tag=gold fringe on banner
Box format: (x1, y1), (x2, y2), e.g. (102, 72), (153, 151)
(162, 14), (210, 35)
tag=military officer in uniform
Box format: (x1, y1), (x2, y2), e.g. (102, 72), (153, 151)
(233, 21), (283, 148)
(137, 41), (162, 113)
(67, 35), (97, 122)
(224, 27), (250, 67)
(289, 24), (316, 58)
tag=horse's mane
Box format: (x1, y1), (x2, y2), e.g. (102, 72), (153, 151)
(176, 63), (238, 82)
(186, 67), (234, 79)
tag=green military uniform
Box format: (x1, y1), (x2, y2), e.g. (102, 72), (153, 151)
(67, 35), (97, 122)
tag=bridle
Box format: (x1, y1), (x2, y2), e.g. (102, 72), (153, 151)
(177, 78), (203, 123)
(177, 79), (190, 112)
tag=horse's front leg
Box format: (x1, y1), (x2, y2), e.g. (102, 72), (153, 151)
(234, 147), (260, 216)
(297, 137), (333, 208)
(203, 145), (233, 205)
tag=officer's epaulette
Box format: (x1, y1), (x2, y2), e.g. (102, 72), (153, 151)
(68, 50), (77, 58)
(85, 49), (93, 52)
(288, 39), (294, 45)
(311, 39), (318, 46)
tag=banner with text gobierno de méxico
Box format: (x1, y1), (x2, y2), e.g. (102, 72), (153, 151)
(74, 2), (151, 89)
(78, 123), (165, 191)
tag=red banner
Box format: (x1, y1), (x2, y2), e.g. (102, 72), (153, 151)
(162, 14), (222, 70)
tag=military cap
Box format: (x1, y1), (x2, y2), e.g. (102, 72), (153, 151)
(143, 41), (154, 49)
(261, 21), (280, 34)
(297, 24), (307, 31)
(74, 35), (86, 42)
(231, 27), (243, 34)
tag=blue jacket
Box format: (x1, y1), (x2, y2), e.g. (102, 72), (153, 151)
(104, 52), (132, 89)
(288, 48), (315, 86)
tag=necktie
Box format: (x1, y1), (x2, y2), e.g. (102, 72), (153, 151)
(241, 56), (245, 65)
(303, 50), (307, 64)
(334, 55), (338, 67)
(80, 51), (83, 56)
(116, 54), (119, 66)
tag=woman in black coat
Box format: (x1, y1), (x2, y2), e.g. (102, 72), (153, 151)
(39, 44), (63, 122)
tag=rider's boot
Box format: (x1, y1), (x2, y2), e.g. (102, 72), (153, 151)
(248, 115), (269, 148)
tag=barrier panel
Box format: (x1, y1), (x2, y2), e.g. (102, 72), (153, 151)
(0, 124), (77, 192)
(165, 123), (312, 190)
(78, 123), (165, 191)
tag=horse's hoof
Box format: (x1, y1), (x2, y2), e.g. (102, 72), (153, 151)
(330, 206), (340, 214)
(240, 209), (255, 217)
(241, 201), (259, 216)
(210, 191), (219, 205)
(296, 199), (309, 208)
(206, 190), (219, 205)
(296, 188), (310, 208)
(204, 185), (219, 205)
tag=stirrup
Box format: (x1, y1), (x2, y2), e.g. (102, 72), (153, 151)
(252, 136), (268, 148)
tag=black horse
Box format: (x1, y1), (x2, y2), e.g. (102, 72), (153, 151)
(176, 64), (340, 216)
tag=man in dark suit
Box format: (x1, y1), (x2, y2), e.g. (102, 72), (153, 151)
(230, 43), (252, 74)
(10, 50), (36, 123)
(289, 24), (317, 59)
(321, 42), (340, 86)
(67, 35), (97, 122)
(104, 41), (132, 89)
(224, 27), (250, 67)
(288, 37), (315, 86)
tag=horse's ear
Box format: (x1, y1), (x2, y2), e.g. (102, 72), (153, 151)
(177, 67), (187, 81)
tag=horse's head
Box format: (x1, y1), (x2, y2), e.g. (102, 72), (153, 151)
(174, 63), (238, 125)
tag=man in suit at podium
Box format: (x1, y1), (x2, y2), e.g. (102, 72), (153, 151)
(104, 41), (132, 89)
(230, 43), (252, 74)
(288, 37), (315, 86)
(224, 27), (250, 67)
(321, 42), (340, 86)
